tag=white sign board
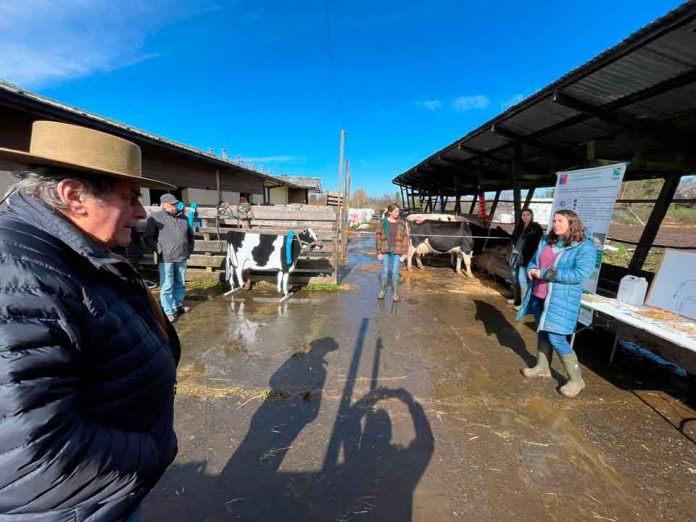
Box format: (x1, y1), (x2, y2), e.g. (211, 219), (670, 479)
(646, 250), (696, 320)
(549, 163), (627, 324)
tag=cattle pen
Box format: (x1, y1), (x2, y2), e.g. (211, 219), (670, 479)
(137, 204), (339, 287)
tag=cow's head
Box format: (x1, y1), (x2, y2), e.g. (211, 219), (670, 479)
(298, 228), (323, 250)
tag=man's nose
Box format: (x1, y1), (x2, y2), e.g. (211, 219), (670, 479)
(133, 200), (147, 220)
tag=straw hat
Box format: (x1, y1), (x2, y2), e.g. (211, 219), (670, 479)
(0, 120), (175, 189)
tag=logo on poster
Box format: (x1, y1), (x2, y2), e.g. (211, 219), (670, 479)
(559, 174), (569, 185)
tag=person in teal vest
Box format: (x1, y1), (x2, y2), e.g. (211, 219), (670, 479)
(375, 203), (410, 302)
(517, 209), (596, 398)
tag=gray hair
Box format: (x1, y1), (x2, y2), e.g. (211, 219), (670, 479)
(4, 167), (119, 208)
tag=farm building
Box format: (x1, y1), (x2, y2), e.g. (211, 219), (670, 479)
(0, 81), (301, 207)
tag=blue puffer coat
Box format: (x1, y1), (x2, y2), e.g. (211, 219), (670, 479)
(516, 235), (597, 335)
(0, 194), (180, 521)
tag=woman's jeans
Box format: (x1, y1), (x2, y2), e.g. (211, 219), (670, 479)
(159, 261), (187, 316)
(529, 296), (574, 356)
(380, 253), (401, 283)
(512, 265), (528, 304)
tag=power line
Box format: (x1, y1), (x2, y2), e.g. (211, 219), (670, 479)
(323, 0), (346, 128)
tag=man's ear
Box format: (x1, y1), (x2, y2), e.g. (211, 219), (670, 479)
(56, 179), (88, 216)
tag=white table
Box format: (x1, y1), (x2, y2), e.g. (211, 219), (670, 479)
(578, 294), (696, 372)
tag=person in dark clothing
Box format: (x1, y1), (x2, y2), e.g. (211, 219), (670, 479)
(0, 121), (180, 521)
(144, 194), (195, 322)
(375, 203), (410, 302)
(507, 208), (543, 309)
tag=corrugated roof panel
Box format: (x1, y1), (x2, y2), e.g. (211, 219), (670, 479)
(502, 99), (579, 135)
(465, 132), (511, 151)
(394, 3), (696, 191)
(622, 83), (696, 118)
(644, 18), (696, 65)
(566, 51), (691, 105)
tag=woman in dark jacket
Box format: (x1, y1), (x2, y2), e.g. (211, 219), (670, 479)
(507, 209), (543, 309)
(0, 121), (180, 520)
(517, 209), (596, 398)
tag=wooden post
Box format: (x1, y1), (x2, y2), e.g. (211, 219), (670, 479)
(454, 194), (461, 215)
(523, 187), (535, 210)
(469, 189), (479, 214)
(489, 190), (502, 222)
(627, 174), (682, 274)
(215, 169), (222, 204)
(512, 141), (522, 225)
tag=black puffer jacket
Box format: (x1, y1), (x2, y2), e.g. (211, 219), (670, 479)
(0, 194), (179, 521)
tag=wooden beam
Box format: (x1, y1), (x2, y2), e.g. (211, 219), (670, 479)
(489, 190), (502, 220)
(512, 141), (522, 224)
(627, 174), (682, 274)
(491, 124), (577, 162)
(523, 187), (535, 210)
(458, 144), (510, 166)
(469, 189), (479, 214)
(553, 91), (696, 153)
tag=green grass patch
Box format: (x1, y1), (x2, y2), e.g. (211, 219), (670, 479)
(187, 280), (223, 289)
(304, 283), (340, 291)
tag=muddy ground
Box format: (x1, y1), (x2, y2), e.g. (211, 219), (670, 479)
(143, 234), (696, 521)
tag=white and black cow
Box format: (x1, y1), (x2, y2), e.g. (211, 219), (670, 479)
(407, 220), (512, 277)
(226, 229), (323, 297)
(407, 220), (476, 277)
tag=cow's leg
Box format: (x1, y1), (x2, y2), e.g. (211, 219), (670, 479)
(415, 254), (424, 269)
(282, 271), (290, 297)
(277, 271), (283, 294)
(463, 250), (474, 278)
(407, 244), (415, 271)
(235, 265), (245, 290)
(455, 251), (464, 275)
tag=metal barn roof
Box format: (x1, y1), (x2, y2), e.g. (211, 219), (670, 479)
(394, 1), (696, 196)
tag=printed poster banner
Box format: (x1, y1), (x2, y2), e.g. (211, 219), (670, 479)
(549, 163), (627, 325)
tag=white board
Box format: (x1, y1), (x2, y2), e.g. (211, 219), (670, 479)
(646, 249), (696, 320)
(549, 163), (627, 324)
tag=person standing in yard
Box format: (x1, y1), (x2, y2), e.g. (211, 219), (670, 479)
(375, 203), (409, 302)
(0, 121), (180, 520)
(517, 209), (596, 398)
(507, 208), (543, 310)
(145, 193), (195, 322)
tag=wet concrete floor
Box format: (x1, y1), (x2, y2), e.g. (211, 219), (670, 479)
(144, 233), (696, 521)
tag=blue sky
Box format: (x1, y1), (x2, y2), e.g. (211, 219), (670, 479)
(0, 0), (686, 196)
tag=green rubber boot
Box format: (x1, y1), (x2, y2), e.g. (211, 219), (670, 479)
(377, 277), (387, 300)
(391, 279), (400, 302)
(559, 353), (586, 398)
(522, 340), (553, 378)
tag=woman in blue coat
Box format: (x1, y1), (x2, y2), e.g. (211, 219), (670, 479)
(517, 209), (596, 398)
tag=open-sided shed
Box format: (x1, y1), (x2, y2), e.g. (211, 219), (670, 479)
(394, 1), (696, 277)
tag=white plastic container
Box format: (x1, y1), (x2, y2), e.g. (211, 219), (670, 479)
(617, 275), (649, 306)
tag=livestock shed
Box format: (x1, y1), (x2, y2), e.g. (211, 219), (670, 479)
(394, 1), (696, 290)
(0, 81), (299, 207)
(266, 176), (323, 204)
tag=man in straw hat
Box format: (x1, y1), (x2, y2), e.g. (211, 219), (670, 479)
(0, 121), (180, 520)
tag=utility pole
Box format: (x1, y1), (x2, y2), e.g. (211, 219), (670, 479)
(335, 129), (346, 257)
(341, 158), (350, 260)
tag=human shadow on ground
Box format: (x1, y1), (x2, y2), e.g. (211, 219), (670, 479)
(200, 319), (434, 521)
(473, 299), (566, 383)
